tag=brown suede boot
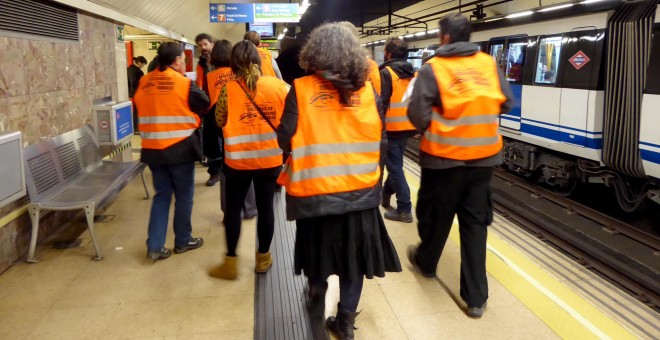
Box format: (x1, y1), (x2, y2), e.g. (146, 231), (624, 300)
(255, 251), (273, 273)
(209, 255), (238, 280)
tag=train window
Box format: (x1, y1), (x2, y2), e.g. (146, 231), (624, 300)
(506, 42), (527, 84)
(535, 36), (563, 85)
(490, 44), (504, 62)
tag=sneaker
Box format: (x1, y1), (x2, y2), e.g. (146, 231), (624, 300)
(467, 302), (488, 318)
(174, 237), (204, 254)
(381, 193), (392, 208)
(147, 247), (172, 261)
(384, 210), (413, 223)
(206, 173), (220, 186)
(407, 245), (436, 278)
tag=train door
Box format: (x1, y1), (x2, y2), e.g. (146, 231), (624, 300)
(488, 37), (527, 130)
(558, 27), (599, 147)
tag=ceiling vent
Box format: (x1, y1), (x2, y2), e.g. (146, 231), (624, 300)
(0, 0), (79, 41)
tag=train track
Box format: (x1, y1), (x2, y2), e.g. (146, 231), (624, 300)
(405, 139), (660, 309)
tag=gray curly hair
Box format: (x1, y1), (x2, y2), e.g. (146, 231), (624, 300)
(299, 22), (368, 90)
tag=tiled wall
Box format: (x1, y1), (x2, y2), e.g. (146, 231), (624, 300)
(0, 12), (123, 272)
(0, 12), (119, 145)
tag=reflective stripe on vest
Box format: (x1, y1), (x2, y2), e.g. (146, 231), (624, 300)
(207, 68), (233, 108)
(277, 75), (382, 197)
(134, 68), (201, 150)
(257, 48), (276, 77)
(223, 77), (288, 170)
(420, 53), (506, 161)
(385, 66), (415, 132)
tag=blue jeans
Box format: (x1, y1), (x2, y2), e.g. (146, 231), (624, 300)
(146, 162), (195, 251)
(383, 137), (412, 212)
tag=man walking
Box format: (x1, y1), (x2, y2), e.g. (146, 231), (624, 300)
(406, 13), (513, 318)
(379, 37), (417, 223)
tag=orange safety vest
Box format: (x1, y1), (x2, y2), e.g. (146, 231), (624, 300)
(384, 66), (415, 132)
(367, 58), (381, 96)
(196, 63), (204, 89)
(134, 67), (201, 150)
(257, 48), (276, 77)
(420, 53), (506, 160)
(277, 75), (382, 197)
(223, 77), (288, 170)
(207, 67), (234, 107)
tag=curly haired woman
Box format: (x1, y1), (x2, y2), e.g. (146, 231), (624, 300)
(276, 22), (402, 340)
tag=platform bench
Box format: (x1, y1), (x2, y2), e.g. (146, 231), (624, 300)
(23, 126), (149, 262)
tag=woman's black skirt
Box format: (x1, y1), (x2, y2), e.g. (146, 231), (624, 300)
(294, 207), (402, 281)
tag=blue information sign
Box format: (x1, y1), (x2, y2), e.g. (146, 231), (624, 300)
(210, 3), (298, 23)
(115, 105), (133, 142)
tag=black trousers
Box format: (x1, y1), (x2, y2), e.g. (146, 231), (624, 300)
(224, 171), (277, 256)
(415, 166), (494, 307)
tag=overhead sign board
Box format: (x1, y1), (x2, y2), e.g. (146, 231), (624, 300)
(148, 41), (161, 50)
(210, 3), (299, 23)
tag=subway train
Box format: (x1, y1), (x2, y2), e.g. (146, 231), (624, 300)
(410, 0), (660, 212)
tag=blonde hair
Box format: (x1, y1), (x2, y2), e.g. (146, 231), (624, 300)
(231, 40), (262, 91)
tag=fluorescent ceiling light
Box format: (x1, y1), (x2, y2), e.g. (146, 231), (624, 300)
(580, 0), (604, 3)
(484, 17), (504, 22)
(398, 35), (404, 39)
(505, 11), (534, 18)
(283, 28), (288, 33)
(404, 34), (414, 38)
(414, 31), (426, 36)
(538, 3), (574, 12)
(427, 28), (439, 34)
(379, 40), (386, 43)
(277, 33), (284, 40)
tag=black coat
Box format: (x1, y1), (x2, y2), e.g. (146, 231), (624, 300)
(127, 64), (144, 98)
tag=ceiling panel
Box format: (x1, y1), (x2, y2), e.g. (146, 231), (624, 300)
(89, 0), (427, 42)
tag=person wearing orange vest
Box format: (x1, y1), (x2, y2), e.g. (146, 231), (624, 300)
(209, 41), (289, 280)
(244, 30), (283, 80)
(406, 14), (513, 318)
(200, 37), (227, 188)
(134, 42), (210, 261)
(366, 55), (381, 96)
(276, 23), (401, 340)
(207, 40), (258, 222)
(379, 37), (417, 223)
(195, 33), (223, 186)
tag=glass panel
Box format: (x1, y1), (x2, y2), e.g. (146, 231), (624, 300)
(535, 36), (563, 85)
(506, 42), (526, 83)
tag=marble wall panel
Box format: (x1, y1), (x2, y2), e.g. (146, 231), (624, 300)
(0, 37), (29, 98)
(67, 43), (85, 89)
(80, 30), (96, 87)
(0, 95), (29, 133)
(93, 32), (106, 84)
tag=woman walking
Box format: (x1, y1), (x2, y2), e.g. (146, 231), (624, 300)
(209, 40), (289, 279)
(276, 22), (401, 340)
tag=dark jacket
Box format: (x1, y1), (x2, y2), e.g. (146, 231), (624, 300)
(197, 56), (213, 97)
(147, 56), (159, 73)
(407, 42), (515, 169)
(379, 58), (417, 139)
(127, 64), (144, 98)
(140, 77), (210, 165)
(276, 79), (387, 221)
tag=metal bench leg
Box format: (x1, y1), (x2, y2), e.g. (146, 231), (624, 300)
(26, 205), (41, 263)
(140, 170), (150, 200)
(84, 204), (103, 261)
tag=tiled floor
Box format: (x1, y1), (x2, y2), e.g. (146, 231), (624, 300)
(0, 163), (560, 340)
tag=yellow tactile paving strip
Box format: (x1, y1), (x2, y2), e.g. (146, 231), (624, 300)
(403, 171), (637, 340)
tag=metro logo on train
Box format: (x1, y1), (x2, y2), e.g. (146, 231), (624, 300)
(569, 50), (591, 70)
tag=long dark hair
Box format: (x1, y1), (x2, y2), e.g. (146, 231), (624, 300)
(231, 40), (262, 91)
(210, 40), (232, 68)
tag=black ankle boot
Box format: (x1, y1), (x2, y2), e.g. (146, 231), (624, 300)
(325, 304), (360, 340)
